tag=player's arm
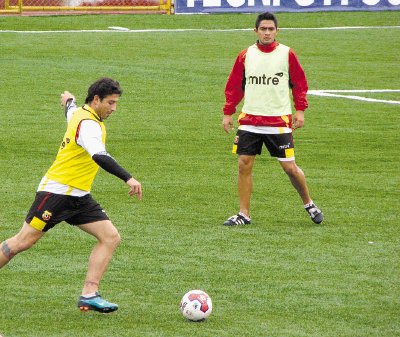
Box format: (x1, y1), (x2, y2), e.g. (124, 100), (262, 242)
(288, 49), (308, 130)
(78, 120), (142, 200)
(60, 91), (78, 122)
(92, 152), (132, 182)
(92, 153), (142, 200)
(222, 50), (246, 133)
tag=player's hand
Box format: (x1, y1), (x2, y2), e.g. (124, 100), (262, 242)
(126, 177), (142, 200)
(60, 91), (75, 107)
(293, 110), (305, 131)
(222, 115), (234, 133)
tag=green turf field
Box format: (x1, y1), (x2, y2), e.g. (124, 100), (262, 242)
(0, 11), (399, 337)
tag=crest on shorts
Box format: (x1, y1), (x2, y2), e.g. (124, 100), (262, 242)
(234, 135), (239, 144)
(42, 210), (52, 221)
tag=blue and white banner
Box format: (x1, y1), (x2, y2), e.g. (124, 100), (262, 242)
(175, 0), (400, 13)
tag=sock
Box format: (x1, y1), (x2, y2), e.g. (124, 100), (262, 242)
(304, 201), (314, 209)
(239, 212), (251, 221)
(81, 292), (97, 298)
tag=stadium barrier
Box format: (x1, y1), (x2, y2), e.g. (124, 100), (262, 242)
(175, 0), (399, 13)
(0, 0), (22, 13)
(0, 0), (172, 14)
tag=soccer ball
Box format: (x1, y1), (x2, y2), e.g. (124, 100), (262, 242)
(179, 290), (213, 321)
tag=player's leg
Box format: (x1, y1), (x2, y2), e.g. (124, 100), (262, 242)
(0, 222), (45, 268)
(1, 193), (70, 268)
(236, 131), (265, 219)
(77, 220), (120, 313)
(279, 160), (323, 224)
(224, 130), (261, 226)
(279, 160), (311, 204)
(238, 154), (256, 217)
(224, 155), (255, 226)
(264, 132), (323, 224)
(0, 191), (60, 268)
(78, 220), (120, 294)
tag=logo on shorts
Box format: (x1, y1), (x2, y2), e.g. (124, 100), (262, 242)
(42, 210), (52, 221)
(279, 143), (291, 149)
(234, 136), (239, 144)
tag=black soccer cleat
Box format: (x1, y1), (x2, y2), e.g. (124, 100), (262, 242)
(223, 213), (251, 226)
(305, 203), (324, 224)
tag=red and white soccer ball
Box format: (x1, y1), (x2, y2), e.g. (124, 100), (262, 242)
(180, 290), (213, 321)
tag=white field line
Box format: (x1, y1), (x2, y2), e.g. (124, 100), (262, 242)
(1, 25), (399, 105)
(308, 90), (400, 105)
(0, 26), (400, 34)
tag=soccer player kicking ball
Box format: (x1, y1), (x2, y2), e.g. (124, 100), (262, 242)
(222, 12), (323, 226)
(0, 78), (142, 313)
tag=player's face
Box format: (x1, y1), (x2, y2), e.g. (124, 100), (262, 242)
(93, 94), (120, 120)
(255, 20), (278, 45)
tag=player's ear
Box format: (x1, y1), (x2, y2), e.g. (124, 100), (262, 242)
(93, 95), (100, 104)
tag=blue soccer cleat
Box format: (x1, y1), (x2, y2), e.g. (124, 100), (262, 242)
(78, 292), (118, 313)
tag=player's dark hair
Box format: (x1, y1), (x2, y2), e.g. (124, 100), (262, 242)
(255, 12), (278, 29)
(85, 77), (122, 104)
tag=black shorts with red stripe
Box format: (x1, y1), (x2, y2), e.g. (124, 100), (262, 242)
(25, 192), (109, 232)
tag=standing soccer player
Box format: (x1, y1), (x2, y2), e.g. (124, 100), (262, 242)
(222, 12), (323, 226)
(0, 77), (142, 313)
